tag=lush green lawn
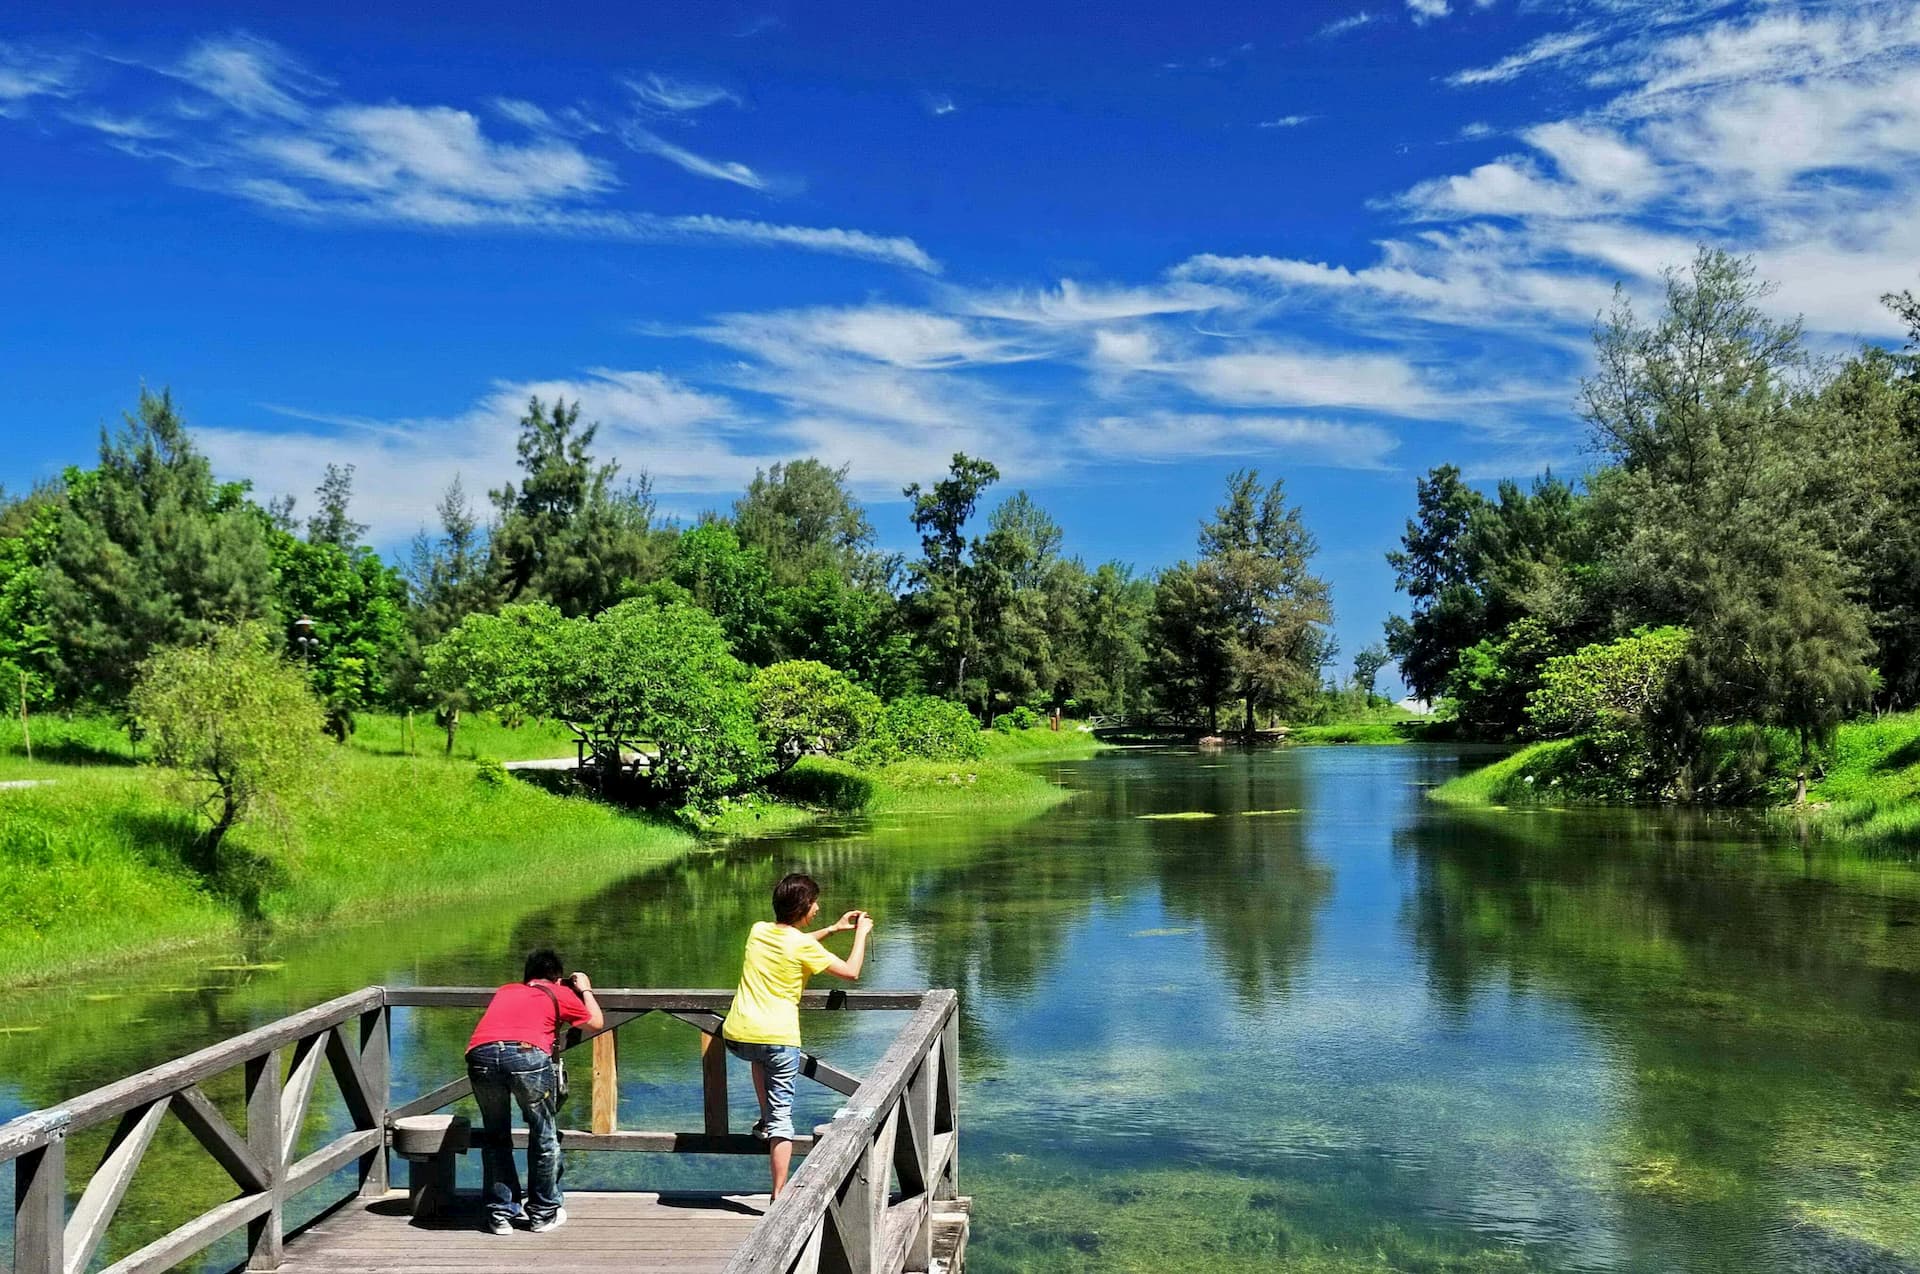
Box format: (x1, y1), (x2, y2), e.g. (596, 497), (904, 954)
(1429, 713), (1920, 850)
(1288, 720), (1426, 746)
(977, 720), (1109, 759)
(0, 713), (1082, 981)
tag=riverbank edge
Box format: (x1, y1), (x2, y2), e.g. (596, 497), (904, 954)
(1426, 714), (1920, 846)
(0, 725), (1097, 985)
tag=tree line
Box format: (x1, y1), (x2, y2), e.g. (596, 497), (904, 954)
(0, 386), (1344, 781)
(1385, 248), (1920, 801)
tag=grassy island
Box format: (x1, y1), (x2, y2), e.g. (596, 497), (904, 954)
(1430, 712), (1920, 848)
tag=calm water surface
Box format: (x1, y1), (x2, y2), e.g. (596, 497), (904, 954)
(7, 745), (1920, 1272)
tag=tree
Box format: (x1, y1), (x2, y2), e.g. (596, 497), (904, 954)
(1077, 561), (1153, 717)
(781, 569), (917, 698)
(423, 602), (566, 753)
(852, 695), (986, 764)
(733, 459), (883, 589)
(668, 522), (783, 665)
(902, 453), (999, 697)
(1352, 643), (1390, 701)
(128, 623), (324, 860)
(751, 660), (880, 772)
(306, 463), (367, 550)
(0, 484), (61, 717)
(1148, 562), (1233, 732)
(41, 389), (275, 706)
(1385, 465), (1489, 703)
(268, 532), (408, 739)
(544, 599), (766, 807)
(489, 397), (665, 616)
(1196, 470), (1333, 737)
(971, 492), (1076, 718)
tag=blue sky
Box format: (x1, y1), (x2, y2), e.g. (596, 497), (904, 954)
(3, 0), (1917, 686)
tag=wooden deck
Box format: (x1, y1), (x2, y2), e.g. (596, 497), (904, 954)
(283, 1191), (770, 1273)
(2, 986), (965, 1274)
(276, 1191), (970, 1273)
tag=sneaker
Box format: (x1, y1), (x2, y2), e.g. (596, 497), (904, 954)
(529, 1208), (568, 1234)
(484, 1218), (513, 1236)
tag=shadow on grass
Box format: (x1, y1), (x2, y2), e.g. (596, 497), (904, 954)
(109, 808), (289, 921)
(6, 737), (139, 768)
(769, 761), (876, 813)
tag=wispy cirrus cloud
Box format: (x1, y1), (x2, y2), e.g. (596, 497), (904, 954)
(625, 72), (741, 114)
(1258, 114), (1317, 129)
(1317, 11), (1382, 38)
(621, 126), (770, 190)
(1077, 413), (1398, 468)
(0, 42), (77, 113)
(1446, 30), (1600, 86)
(0, 33), (935, 272)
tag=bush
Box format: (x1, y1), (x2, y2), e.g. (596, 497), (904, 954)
(1527, 626), (1690, 789)
(751, 660), (881, 772)
(992, 706), (1043, 732)
(474, 757), (510, 788)
(852, 695), (986, 764)
(127, 623), (325, 857)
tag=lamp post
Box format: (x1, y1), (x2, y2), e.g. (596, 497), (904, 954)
(291, 615), (320, 664)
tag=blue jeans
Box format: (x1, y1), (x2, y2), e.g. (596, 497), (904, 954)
(467, 1043), (562, 1225)
(725, 1040), (803, 1139)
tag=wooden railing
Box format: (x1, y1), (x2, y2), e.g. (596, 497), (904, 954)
(0, 985), (959, 1274)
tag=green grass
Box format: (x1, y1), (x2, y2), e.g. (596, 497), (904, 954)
(346, 711), (581, 762)
(0, 713), (1083, 981)
(1428, 713), (1920, 843)
(1288, 721), (1425, 746)
(977, 720), (1109, 759)
(771, 753), (1075, 816)
(1428, 739), (1582, 806)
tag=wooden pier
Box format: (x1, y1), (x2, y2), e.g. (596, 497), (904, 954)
(2, 986), (966, 1274)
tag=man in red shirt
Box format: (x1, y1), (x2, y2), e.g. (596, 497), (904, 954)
(466, 948), (604, 1234)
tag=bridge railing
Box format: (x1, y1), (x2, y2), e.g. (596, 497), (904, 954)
(1, 985), (959, 1274)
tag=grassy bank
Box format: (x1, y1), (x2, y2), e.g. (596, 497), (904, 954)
(0, 714), (1087, 981)
(1429, 713), (1920, 847)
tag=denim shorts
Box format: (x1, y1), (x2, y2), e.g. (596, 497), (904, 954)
(725, 1040), (803, 1139)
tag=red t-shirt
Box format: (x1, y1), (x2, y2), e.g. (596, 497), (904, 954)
(467, 981), (591, 1054)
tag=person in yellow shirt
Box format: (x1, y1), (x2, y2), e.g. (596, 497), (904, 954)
(722, 872), (873, 1198)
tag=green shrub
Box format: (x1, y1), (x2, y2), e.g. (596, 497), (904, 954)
(992, 706), (1043, 732)
(127, 623), (325, 857)
(1527, 626), (1690, 790)
(852, 695), (986, 764)
(474, 756), (509, 788)
(751, 660), (880, 772)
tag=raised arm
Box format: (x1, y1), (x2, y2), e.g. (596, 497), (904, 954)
(569, 972), (606, 1032)
(822, 913), (874, 982)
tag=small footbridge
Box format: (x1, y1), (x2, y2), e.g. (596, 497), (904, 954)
(1088, 714), (1287, 743)
(1, 985), (966, 1274)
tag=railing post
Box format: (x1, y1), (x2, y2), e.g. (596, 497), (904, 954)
(13, 1134), (65, 1274)
(246, 1048), (285, 1270)
(898, 1044), (938, 1271)
(591, 1031), (619, 1136)
(935, 1014), (959, 1200)
(357, 1005), (390, 1196)
(819, 1131), (877, 1274)
(699, 1029), (728, 1136)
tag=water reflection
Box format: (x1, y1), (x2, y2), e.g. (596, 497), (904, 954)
(9, 748), (1920, 1270)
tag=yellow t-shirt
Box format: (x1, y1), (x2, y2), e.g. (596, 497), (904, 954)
(722, 921), (836, 1046)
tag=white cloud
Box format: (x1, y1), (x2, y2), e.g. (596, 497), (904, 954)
(961, 279), (1240, 325)
(8, 33), (937, 273)
(1178, 345), (1451, 417)
(172, 34), (318, 119)
(924, 92), (958, 117)
(1091, 328), (1161, 367)
(1407, 0), (1451, 24)
(700, 305), (1028, 368)
(1318, 11), (1381, 38)
(1077, 413), (1398, 468)
(1447, 30), (1599, 86)
(1257, 115), (1316, 129)
(0, 43), (75, 108)
(622, 126), (768, 190)
(626, 72), (741, 114)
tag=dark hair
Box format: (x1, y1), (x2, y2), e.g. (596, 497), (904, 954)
(524, 948), (565, 982)
(772, 873), (819, 924)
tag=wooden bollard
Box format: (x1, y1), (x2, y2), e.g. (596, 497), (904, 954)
(590, 1032), (618, 1135)
(700, 1030), (728, 1135)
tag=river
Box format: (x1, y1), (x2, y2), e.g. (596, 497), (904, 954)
(6, 745), (1920, 1272)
